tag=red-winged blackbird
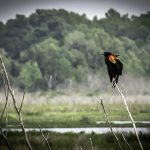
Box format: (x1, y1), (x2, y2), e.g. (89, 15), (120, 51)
(102, 52), (123, 87)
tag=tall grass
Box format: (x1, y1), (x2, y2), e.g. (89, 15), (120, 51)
(0, 131), (150, 150)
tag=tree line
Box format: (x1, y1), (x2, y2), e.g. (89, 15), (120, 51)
(0, 8), (150, 91)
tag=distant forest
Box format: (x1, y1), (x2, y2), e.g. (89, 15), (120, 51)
(0, 8), (150, 91)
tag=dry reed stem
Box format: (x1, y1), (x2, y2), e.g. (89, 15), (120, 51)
(120, 131), (132, 150)
(99, 99), (123, 150)
(0, 63), (10, 148)
(115, 83), (144, 150)
(80, 147), (83, 150)
(0, 127), (12, 150)
(89, 137), (93, 150)
(19, 89), (26, 113)
(0, 56), (32, 150)
(5, 95), (8, 137)
(3, 72), (9, 137)
(39, 127), (51, 150)
(0, 87), (9, 137)
(0, 73), (9, 122)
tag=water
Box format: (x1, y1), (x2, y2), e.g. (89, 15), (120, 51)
(6, 127), (150, 134)
(96, 121), (150, 124)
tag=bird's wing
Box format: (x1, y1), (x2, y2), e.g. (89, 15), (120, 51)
(105, 59), (114, 82)
(116, 60), (123, 75)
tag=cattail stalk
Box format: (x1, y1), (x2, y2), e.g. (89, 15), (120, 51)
(0, 56), (32, 150)
(115, 83), (144, 150)
(99, 99), (123, 150)
(39, 127), (51, 150)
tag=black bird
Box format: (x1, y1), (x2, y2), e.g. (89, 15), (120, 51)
(103, 52), (123, 87)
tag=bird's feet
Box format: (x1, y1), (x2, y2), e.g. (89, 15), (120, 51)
(112, 79), (117, 88)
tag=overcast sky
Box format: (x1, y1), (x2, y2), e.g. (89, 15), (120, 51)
(0, 0), (150, 23)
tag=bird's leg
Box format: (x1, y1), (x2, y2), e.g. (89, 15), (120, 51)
(112, 78), (117, 88)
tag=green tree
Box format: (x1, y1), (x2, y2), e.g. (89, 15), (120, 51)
(18, 61), (42, 91)
(73, 65), (87, 82)
(0, 8), (150, 90)
(54, 57), (72, 83)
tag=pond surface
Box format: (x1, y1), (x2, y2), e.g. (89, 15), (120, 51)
(7, 127), (150, 134)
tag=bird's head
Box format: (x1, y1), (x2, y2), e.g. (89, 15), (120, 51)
(102, 52), (112, 57)
(102, 51), (120, 64)
(102, 52), (119, 57)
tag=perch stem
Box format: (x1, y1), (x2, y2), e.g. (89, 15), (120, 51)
(115, 83), (144, 150)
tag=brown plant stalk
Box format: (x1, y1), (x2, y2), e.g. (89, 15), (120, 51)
(115, 83), (144, 150)
(39, 127), (52, 150)
(0, 127), (12, 150)
(99, 99), (123, 150)
(89, 137), (93, 150)
(0, 61), (12, 149)
(120, 131), (132, 150)
(0, 72), (9, 122)
(0, 55), (32, 150)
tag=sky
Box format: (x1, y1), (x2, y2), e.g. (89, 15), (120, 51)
(0, 0), (150, 23)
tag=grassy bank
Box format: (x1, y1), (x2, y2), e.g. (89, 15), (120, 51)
(1, 100), (150, 128)
(0, 131), (150, 150)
